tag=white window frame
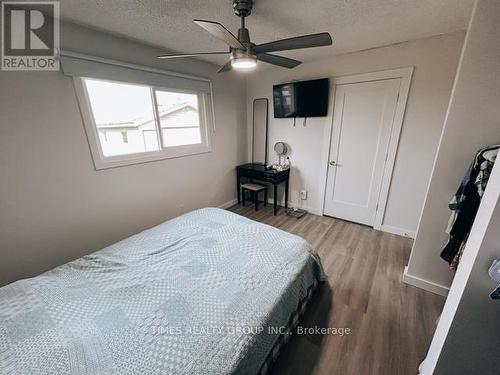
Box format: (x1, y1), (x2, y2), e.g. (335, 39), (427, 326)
(73, 76), (213, 170)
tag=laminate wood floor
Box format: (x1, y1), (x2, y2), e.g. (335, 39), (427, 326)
(228, 204), (445, 375)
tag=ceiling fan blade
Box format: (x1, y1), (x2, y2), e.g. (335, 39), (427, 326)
(193, 19), (245, 50)
(257, 53), (302, 69)
(217, 61), (233, 73)
(253, 32), (332, 54)
(157, 51), (230, 59)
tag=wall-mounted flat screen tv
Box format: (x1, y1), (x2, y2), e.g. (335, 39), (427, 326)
(273, 78), (329, 118)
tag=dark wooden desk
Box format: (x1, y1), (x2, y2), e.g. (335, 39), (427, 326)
(236, 163), (290, 215)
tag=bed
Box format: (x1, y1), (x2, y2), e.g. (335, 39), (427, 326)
(0, 208), (324, 374)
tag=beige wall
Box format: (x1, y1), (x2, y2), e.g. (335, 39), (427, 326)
(0, 22), (247, 286)
(406, 0), (500, 292)
(0, 24), (468, 286)
(246, 32), (465, 236)
(420, 3), (500, 372)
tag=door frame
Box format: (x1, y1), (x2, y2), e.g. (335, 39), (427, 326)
(319, 67), (414, 230)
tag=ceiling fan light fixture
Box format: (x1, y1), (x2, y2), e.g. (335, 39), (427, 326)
(157, 0), (332, 73)
(231, 55), (257, 70)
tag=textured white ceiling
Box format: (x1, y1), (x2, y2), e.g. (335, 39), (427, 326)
(59, 0), (474, 68)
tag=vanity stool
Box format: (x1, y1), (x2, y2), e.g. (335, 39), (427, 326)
(241, 183), (268, 211)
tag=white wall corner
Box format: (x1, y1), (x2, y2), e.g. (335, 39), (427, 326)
(402, 266), (450, 296)
(218, 198), (238, 209)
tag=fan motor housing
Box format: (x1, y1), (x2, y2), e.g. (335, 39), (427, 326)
(233, 0), (253, 17)
(237, 28), (251, 44)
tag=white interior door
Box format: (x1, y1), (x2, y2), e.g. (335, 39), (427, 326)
(324, 78), (401, 226)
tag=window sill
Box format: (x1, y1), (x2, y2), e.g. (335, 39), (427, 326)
(92, 145), (212, 170)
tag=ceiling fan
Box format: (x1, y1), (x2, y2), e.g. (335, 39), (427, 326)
(157, 0), (333, 73)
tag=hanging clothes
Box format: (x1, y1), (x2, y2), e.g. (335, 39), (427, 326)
(440, 145), (499, 268)
(449, 232), (469, 269)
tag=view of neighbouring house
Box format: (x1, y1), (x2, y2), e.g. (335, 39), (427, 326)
(97, 103), (201, 156)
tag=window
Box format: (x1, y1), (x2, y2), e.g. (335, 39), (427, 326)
(121, 132), (129, 144)
(85, 79), (158, 157)
(74, 75), (213, 170)
(155, 90), (202, 147)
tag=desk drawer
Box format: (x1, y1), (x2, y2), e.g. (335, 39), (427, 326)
(262, 172), (276, 179)
(237, 167), (287, 183)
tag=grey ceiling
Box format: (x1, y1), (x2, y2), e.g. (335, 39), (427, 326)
(60, 0), (474, 67)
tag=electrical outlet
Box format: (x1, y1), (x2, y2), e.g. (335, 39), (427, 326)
(300, 190), (308, 200)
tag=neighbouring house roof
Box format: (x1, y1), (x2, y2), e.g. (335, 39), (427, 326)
(96, 103), (196, 130)
(95, 121), (137, 129)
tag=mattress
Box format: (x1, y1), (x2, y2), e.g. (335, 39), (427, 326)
(0, 208), (324, 374)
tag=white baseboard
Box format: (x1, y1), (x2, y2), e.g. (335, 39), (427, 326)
(380, 224), (416, 238)
(222, 195), (321, 214)
(231, 197), (414, 237)
(218, 198), (238, 209)
(402, 266), (449, 296)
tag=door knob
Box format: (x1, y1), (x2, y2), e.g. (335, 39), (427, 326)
(329, 161), (337, 166)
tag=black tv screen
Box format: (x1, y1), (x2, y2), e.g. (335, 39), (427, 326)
(273, 78), (329, 118)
